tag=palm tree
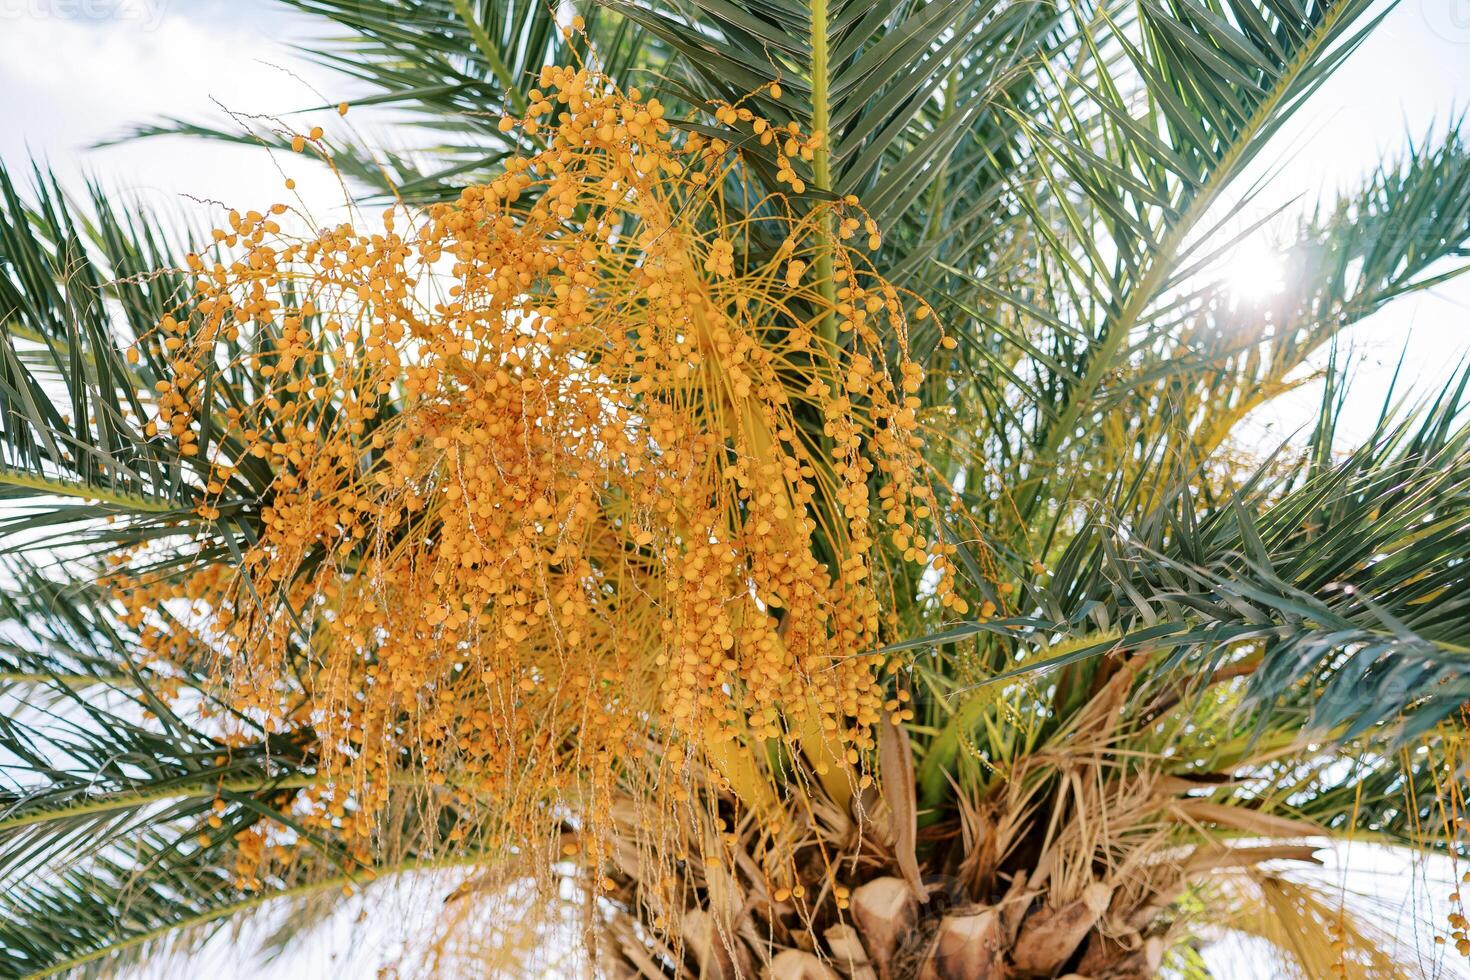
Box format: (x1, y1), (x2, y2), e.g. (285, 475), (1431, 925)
(2, 1), (1470, 977)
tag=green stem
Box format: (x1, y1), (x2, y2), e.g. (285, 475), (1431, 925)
(449, 0), (530, 116)
(922, 69), (958, 243)
(0, 774), (321, 835)
(918, 629), (1114, 803)
(0, 671), (134, 688)
(810, 0), (836, 348)
(0, 465), (183, 513)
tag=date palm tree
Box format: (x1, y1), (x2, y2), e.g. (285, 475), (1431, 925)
(3, 1), (1470, 978)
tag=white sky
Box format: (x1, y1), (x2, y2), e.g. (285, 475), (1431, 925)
(2, 0), (1469, 977)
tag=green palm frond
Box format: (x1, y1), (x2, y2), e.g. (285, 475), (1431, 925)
(0, 672), (311, 976)
(609, 0), (1062, 227)
(0, 563), (378, 978)
(0, 167), (200, 526)
(1028, 119), (1470, 520)
(0, 161), (392, 572)
(911, 365), (1470, 810)
(105, 121), (438, 201)
(0, 646), (486, 980)
(978, 0), (1392, 525)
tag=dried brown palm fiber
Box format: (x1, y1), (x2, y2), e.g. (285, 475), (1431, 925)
(1010, 881), (1114, 977)
(914, 907), (1005, 980)
(849, 877), (919, 980)
(825, 924), (879, 980)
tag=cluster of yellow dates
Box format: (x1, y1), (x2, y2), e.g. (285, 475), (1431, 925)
(111, 65), (963, 874)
